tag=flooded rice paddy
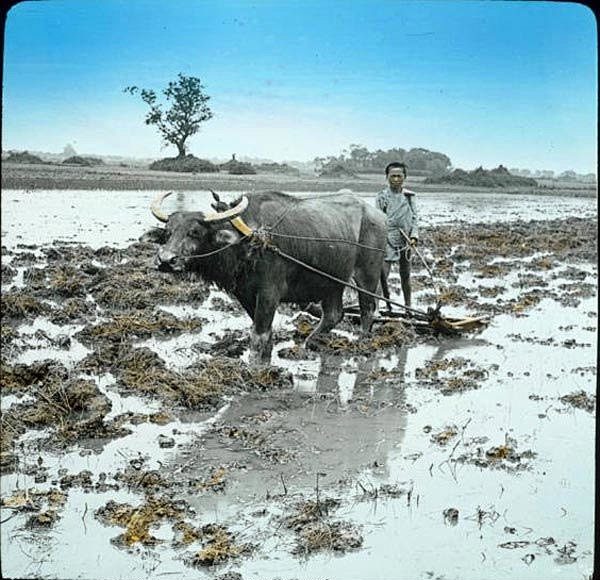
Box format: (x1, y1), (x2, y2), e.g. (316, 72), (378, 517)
(1, 188), (597, 580)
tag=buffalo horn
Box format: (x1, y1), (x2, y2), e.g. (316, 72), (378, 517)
(202, 195), (249, 222)
(150, 191), (173, 223)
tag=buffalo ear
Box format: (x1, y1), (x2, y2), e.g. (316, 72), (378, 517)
(209, 189), (225, 211)
(214, 228), (240, 246)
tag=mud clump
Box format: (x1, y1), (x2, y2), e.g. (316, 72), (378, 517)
(431, 425), (459, 446)
(0, 359), (121, 471)
(48, 297), (97, 325)
(455, 435), (537, 471)
(293, 316), (416, 354)
(193, 329), (250, 358)
(559, 390), (595, 413)
(76, 311), (204, 343)
(1, 263), (16, 283)
(415, 357), (494, 395)
(282, 498), (363, 555)
(114, 467), (168, 493)
(2, 487), (68, 528)
(78, 344), (291, 410)
(8, 376), (112, 443)
(190, 524), (253, 566)
(1, 290), (48, 320)
(96, 496), (188, 546)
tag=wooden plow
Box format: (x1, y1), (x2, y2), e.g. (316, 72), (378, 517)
(342, 303), (489, 336)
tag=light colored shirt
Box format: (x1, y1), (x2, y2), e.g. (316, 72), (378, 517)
(375, 186), (419, 240)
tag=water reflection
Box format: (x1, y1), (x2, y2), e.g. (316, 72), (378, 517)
(278, 348), (411, 480)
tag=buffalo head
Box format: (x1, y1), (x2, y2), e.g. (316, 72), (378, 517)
(150, 191), (249, 272)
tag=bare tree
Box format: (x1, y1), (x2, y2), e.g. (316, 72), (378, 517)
(125, 74), (213, 158)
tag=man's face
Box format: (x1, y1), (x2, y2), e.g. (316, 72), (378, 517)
(387, 167), (405, 190)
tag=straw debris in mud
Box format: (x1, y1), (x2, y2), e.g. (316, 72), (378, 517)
(1, 291), (48, 320)
(282, 498), (363, 555)
(2, 488), (68, 528)
(48, 265), (89, 296)
(48, 296), (97, 324)
(95, 496), (187, 546)
(115, 467), (168, 492)
(191, 524), (253, 566)
(199, 467), (228, 492)
(293, 317), (415, 354)
(431, 425), (459, 446)
(455, 435), (537, 471)
(415, 357), (493, 395)
(0, 359), (122, 463)
(78, 310), (203, 341)
(559, 390), (595, 413)
(91, 267), (209, 311)
(81, 344), (291, 408)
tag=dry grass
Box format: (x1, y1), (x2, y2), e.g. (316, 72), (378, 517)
(192, 525), (247, 565)
(86, 311), (202, 340)
(1, 291), (47, 319)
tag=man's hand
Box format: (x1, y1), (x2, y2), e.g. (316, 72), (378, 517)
(410, 237), (418, 247)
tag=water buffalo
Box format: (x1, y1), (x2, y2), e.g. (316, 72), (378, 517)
(151, 190), (387, 362)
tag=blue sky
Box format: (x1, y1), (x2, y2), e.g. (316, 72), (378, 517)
(2, 0), (597, 172)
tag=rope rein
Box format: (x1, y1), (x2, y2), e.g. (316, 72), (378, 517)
(267, 245), (431, 320)
(172, 198), (441, 318)
(268, 231), (385, 253)
(181, 227), (430, 319)
(186, 238), (248, 259)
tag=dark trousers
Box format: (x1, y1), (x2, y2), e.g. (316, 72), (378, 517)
(383, 248), (411, 307)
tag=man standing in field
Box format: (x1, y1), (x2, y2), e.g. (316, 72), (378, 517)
(376, 162), (419, 308)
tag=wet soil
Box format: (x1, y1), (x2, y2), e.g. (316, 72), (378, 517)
(0, 193), (596, 580)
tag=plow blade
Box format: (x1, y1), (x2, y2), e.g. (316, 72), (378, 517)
(342, 304), (489, 335)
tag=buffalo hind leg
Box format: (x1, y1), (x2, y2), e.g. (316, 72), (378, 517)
(304, 290), (344, 349)
(250, 290), (279, 365)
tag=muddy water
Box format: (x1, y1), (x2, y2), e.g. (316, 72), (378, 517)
(1, 189), (596, 248)
(1, 189), (596, 580)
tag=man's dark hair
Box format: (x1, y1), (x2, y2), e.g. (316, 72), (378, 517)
(385, 162), (408, 177)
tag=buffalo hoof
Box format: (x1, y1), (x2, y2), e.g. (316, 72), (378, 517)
(249, 331), (273, 366)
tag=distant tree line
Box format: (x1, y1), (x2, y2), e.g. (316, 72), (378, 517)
(314, 144), (453, 176)
(510, 167), (596, 183)
(425, 165), (538, 188)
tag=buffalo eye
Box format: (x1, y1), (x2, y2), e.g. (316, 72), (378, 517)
(189, 225), (205, 239)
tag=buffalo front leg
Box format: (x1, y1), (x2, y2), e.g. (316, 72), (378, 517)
(249, 291), (279, 365)
(304, 290), (344, 349)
